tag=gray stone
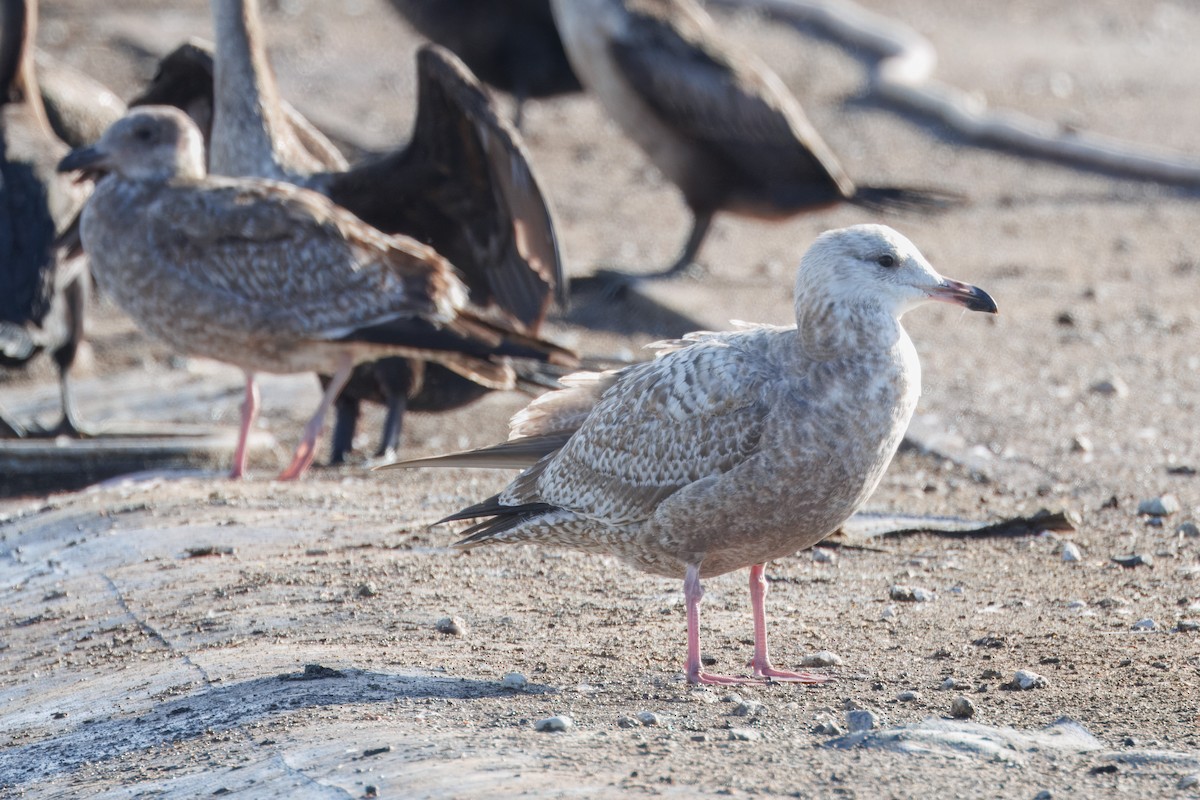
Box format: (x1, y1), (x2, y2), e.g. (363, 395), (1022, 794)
(881, 604), (899, 619)
(940, 677), (958, 691)
(812, 718), (845, 736)
(846, 709), (880, 732)
(1178, 774), (1200, 790)
(1060, 542), (1082, 562)
(636, 711), (660, 726)
(890, 584), (936, 602)
(1176, 620), (1199, 632)
(897, 690), (921, 702)
(1177, 521), (1199, 538)
(500, 672), (527, 690)
(616, 715), (639, 728)
(729, 728), (761, 742)
(1138, 494), (1180, 517)
(1131, 618), (1156, 631)
(732, 699), (765, 717)
(1033, 791), (1053, 800)
(811, 547), (836, 564)
(949, 696), (976, 719)
(799, 650), (842, 668)
(1089, 376), (1128, 397)
(1013, 670), (1047, 690)
(534, 715), (574, 732)
(1112, 553), (1152, 568)
(435, 616), (466, 637)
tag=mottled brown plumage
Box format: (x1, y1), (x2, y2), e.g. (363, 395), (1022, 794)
(396, 225), (997, 684)
(550, 0), (960, 284)
(58, 106), (573, 479)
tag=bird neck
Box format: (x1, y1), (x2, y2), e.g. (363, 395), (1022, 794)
(210, 0), (291, 179)
(794, 296), (904, 362)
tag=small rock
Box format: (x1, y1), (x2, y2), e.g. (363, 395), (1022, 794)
(617, 715), (639, 728)
(722, 693), (743, 705)
(811, 547), (836, 564)
(729, 728), (761, 742)
(1138, 495), (1180, 517)
(1012, 670), (1047, 690)
(534, 715), (574, 732)
(732, 699), (765, 717)
(812, 718), (845, 736)
(357, 582), (379, 598)
(845, 709), (879, 732)
(890, 584), (936, 602)
(1131, 618), (1156, 631)
(881, 604), (899, 620)
(362, 745), (392, 758)
(364, 786), (378, 799)
(950, 696), (976, 719)
(1177, 521), (1199, 538)
(1033, 791), (1053, 800)
(500, 672), (527, 690)
(1178, 774), (1200, 790)
(1067, 600), (1088, 610)
(1060, 542), (1082, 562)
(1089, 377), (1128, 397)
(435, 616), (466, 637)
(636, 711), (660, 726)
(799, 650), (842, 668)
(940, 677), (958, 690)
(1070, 435), (1092, 453)
(1177, 620), (1199, 633)
(1112, 553), (1152, 568)
(897, 690), (921, 702)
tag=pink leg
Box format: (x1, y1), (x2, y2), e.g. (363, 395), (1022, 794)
(684, 564), (764, 685)
(277, 358), (354, 481)
(748, 563), (834, 684)
(229, 372), (259, 480)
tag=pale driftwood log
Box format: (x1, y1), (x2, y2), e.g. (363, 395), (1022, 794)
(714, 0), (1200, 186)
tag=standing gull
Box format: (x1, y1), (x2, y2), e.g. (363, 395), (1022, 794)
(1, 0), (90, 437)
(58, 106), (574, 480)
(392, 225), (996, 684)
(550, 0), (959, 286)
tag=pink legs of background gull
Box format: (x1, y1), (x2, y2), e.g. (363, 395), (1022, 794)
(277, 356), (354, 481)
(229, 372), (260, 479)
(683, 562), (834, 685)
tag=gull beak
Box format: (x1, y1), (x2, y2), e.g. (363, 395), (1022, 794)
(57, 145), (111, 183)
(928, 278), (998, 314)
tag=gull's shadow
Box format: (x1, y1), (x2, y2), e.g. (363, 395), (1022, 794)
(0, 667), (550, 788)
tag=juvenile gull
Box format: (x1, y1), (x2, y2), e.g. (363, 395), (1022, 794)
(393, 224), (996, 684)
(156, 0), (567, 464)
(58, 106), (574, 480)
(0, 0), (91, 437)
(550, 0), (959, 286)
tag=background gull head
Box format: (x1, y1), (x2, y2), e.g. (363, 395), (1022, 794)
(57, 105), (205, 183)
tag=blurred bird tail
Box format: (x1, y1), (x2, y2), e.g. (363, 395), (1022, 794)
(849, 186), (965, 214)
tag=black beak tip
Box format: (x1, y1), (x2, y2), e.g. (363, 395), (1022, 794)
(967, 286), (999, 314)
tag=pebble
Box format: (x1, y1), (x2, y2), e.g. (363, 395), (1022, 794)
(1179, 774), (1200, 790)
(435, 616), (466, 637)
(1112, 553), (1152, 568)
(1177, 620), (1199, 632)
(812, 718), (845, 736)
(1012, 670), (1047, 690)
(950, 696), (976, 719)
(940, 677), (958, 691)
(617, 715), (639, 728)
(357, 582), (379, 598)
(897, 690), (921, 702)
(799, 650), (842, 668)
(1177, 521), (1199, 538)
(534, 715), (574, 732)
(1089, 376), (1128, 397)
(636, 711), (660, 726)
(845, 709), (879, 732)
(881, 604), (899, 619)
(732, 699), (765, 717)
(1131, 618), (1156, 631)
(1070, 435), (1092, 453)
(1033, 791), (1053, 800)
(890, 585), (936, 602)
(1137, 494), (1180, 517)
(1067, 600), (1088, 610)
(1060, 542), (1082, 562)
(729, 728), (761, 742)
(811, 547), (836, 564)
(500, 672), (527, 690)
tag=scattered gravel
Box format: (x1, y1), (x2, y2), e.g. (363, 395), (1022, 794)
(890, 585), (936, 602)
(535, 715), (574, 733)
(1011, 670), (1047, 690)
(846, 709), (880, 732)
(435, 616), (466, 637)
(1060, 542), (1082, 562)
(1137, 494), (1180, 517)
(500, 672), (527, 690)
(950, 696), (976, 719)
(1131, 618), (1156, 631)
(799, 650), (842, 668)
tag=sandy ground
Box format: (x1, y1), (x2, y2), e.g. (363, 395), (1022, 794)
(2, 0), (1199, 797)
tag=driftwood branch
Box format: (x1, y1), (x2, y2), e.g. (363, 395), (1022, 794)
(715, 0), (1200, 186)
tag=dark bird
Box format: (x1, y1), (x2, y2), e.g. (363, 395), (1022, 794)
(136, 0), (566, 465)
(387, 0), (581, 126)
(58, 106), (575, 481)
(0, 0), (90, 438)
(392, 225), (997, 684)
(550, 0), (960, 286)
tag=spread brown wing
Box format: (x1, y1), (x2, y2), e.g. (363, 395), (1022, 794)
(610, 5), (856, 202)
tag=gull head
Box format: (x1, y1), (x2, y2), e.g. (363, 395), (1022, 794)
(57, 106), (206, 184)
(796, 224), (997, 320)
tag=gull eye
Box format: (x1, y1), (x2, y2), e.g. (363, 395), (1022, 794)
(877, 254), (896, 268)
(134, 126), (154, 142)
